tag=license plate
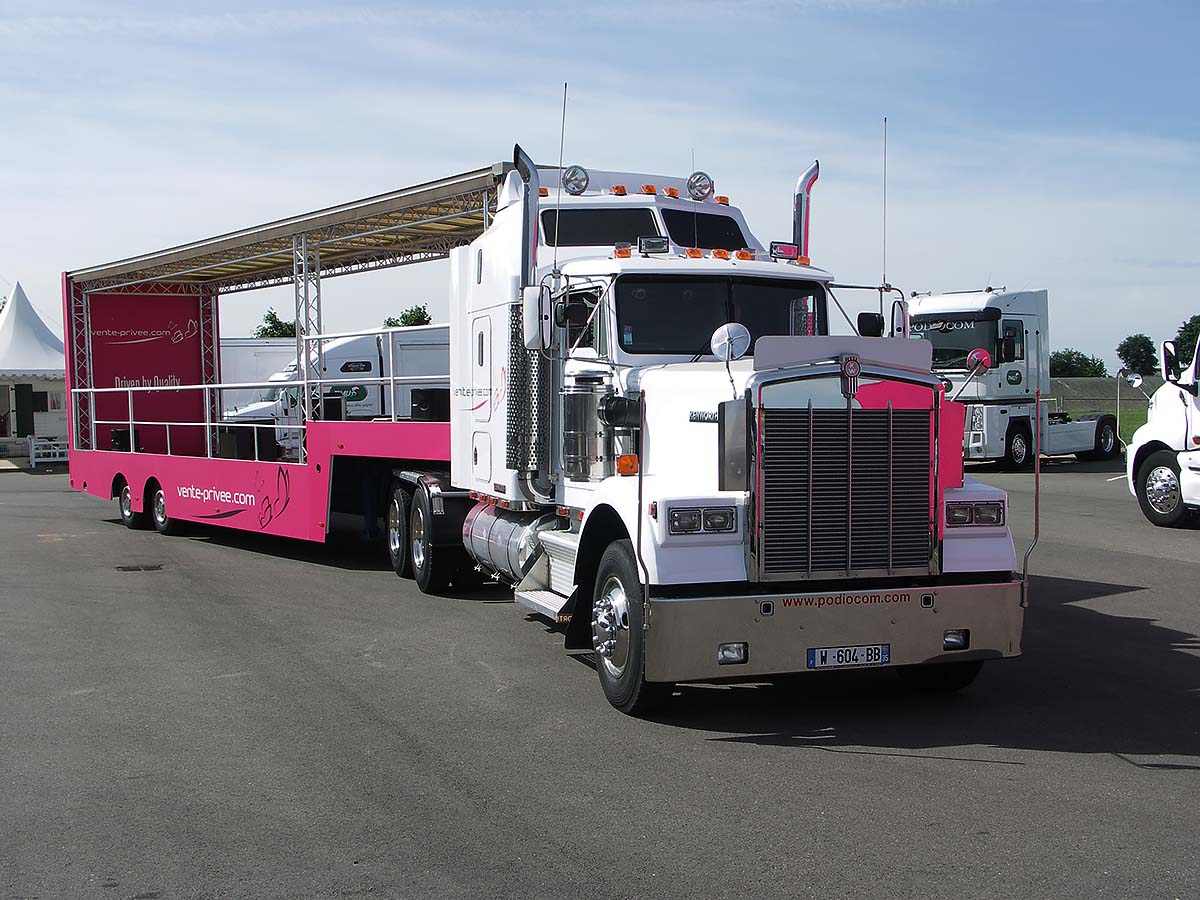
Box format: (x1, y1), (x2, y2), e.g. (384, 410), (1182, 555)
(807, 643), (890, 670)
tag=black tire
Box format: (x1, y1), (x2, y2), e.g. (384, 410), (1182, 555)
(896, 660), (984, 693)
(410, 485), (465, 594)
(150, 485), (181, 535)
(387, 482), (413, 579)
(117, 482), (148, 529)
(1136, 449), (1189, 527)
(1076, 416), (1119, 461)
(591, 540), (671, 715)
(1003, 423), (1034, 470)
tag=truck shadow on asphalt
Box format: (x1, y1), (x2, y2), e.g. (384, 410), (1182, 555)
(651, 574), (1200, 767)
(966, 457), (1125, 476)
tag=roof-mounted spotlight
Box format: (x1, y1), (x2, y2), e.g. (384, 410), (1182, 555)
(562, 164), (589, 195)
(638, 235), (670, 255)
(687, 171), (714, 201)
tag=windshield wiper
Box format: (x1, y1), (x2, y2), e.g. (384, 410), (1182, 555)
(690, 334), (713, 363)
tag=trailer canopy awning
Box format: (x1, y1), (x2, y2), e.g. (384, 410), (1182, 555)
(68, 163), (509, 294)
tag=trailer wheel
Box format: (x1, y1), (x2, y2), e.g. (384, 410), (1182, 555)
(387, 482), (413, 579)
(410, 485), (465, 594)
(591, 540), (670, 715)
(1003, 423), (1034, 470)
(1136, 450), (1189, 527)
(118, 482), (148, 529)
(1077, 416), (1118, 461)
(150, 485), (180, 536)
(896, 660), (983, 693)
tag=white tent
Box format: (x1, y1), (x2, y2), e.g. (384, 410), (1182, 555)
(0, 281), (64, 378)
(0, 282), (66, 441)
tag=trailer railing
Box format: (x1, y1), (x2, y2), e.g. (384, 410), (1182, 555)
(70, 371), (448, 464)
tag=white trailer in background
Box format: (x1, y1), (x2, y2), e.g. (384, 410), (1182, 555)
(218, 338), (295, 412)
(909, 288), (1118, 468)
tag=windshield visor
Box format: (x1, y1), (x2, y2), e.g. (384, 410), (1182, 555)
(615, 275), (826, 355)
(910, 313), (999, 369)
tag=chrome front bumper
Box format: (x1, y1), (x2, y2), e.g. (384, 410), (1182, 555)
(644, 580), (1023, 683)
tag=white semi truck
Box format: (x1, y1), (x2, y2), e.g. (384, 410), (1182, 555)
(1126, 336), (1200, 527)
(909, 288), (1118, 468)
(66, 147), (1031, 715)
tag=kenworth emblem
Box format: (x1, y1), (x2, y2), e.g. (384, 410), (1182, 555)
(689, 410), (719, 422)
(839, 354), (861, 399)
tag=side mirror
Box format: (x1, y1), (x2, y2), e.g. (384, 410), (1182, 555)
(1000, 336), (1017, 363)
(1161, 340), (1180, 383)
(857, 312), (885, 338)
(1127, 372), (1144, 390)
(967, 347), (992, 372)
(553, 299), (568, 328)
(523, 283), (551, 350)
(710, 323), (752, 362)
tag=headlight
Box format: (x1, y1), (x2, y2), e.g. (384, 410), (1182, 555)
(945, 501), (1005, 527)
(668, 505), (738, 535)
(970, 407), (984, 432)
(668, 508), (702, 534)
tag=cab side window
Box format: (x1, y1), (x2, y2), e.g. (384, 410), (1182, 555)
(1001, 319), (1025, 361)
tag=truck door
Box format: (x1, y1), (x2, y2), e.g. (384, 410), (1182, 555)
(995, 317), (1031, 402)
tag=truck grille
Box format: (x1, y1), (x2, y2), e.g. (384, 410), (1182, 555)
(759, 406), (933, 577)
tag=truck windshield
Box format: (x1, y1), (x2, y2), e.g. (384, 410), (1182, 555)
(615, 276), (826, 355)
(660, 209), (749, 251)
(910, 315), (999, 369)
(541, 209), (658, 246)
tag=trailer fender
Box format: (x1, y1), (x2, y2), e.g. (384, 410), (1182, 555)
(394, 471), (472, 546)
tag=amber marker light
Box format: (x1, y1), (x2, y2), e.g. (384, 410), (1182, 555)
(617, 454), (639, 476)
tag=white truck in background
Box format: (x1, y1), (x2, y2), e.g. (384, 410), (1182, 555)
(909, 288), (1118, 468)
(217, 337), (295, 412)
(1126, 335), (1200, 527)
(226, 325), (450, 436)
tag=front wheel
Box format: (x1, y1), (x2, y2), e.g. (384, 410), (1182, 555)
(1003, 424), (1034, 470)
(1136, 450), (1189, 527)
(896, 660), (983, 693)
(118, 483), (148, 529)
(591, 540), (671, 715)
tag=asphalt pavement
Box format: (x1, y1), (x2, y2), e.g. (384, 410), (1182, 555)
(1, 460), (1197, 899)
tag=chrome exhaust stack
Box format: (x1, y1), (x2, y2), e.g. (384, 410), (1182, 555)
(513, 144), (540, 290)
(793, 160), (819, 258)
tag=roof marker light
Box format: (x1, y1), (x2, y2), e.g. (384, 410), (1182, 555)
(611, 184), (627, 196)
(715, 195), (729, 205)
(734, 249), (754, 261)
(638, 235), (670, 254)
(769, 241), (800, 260)
(538, 187), (549, 197)
(687, 171), (714, 200)
(614, 242), (632, 259)
(685, 248), (704, 258)
(641, 184), (657, 195)
(797, 255), (811, 266)
(663, 187), (680, 199)
(562, 164), (589, 195)
(711, 248), (730, 260)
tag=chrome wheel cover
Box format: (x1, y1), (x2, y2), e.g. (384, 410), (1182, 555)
(120, 485), (133, 519)
(1146, 466), (1180, 515)
(592, 575), (631, 679)
(1011, 432), (1028, 464)
(1100, 425), (1115, 454)
(153, 490), (166, 525)
(410, 503), (426, 572)
(387, 497), (402, 559)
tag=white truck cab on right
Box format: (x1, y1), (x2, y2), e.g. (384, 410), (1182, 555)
(909, 288), (1118, 468)
(1127, 336), (1200, 526)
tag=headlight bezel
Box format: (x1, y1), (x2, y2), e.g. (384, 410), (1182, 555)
(667, 504), (738, 535)
(945, 500), (1005, 528)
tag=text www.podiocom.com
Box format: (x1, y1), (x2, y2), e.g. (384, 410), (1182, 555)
(177, 485), (256, 507)
(781, 592), (911, 608)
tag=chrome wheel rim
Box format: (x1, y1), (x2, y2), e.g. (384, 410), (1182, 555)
(1100, 425), (1115, 454)
(410, 503), (426, 572)
(120, 485), (133, 519)
(1011, 433), (1028, 464)
(1146, 466), (1180, 515)
(153, 490), (166, 525)
(592, 575), (631, 679)
(387, 497), (402, 559)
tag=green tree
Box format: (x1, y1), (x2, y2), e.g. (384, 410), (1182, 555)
(388, 303), (432, 327)
(1174, 315), (1200, 367)
(253, 307), (296, 338)
(1115, 333), (1157, 375)
(1049, 348), (1108, 377)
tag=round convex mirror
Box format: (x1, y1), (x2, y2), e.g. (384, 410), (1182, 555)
(710, 323), (752, 362)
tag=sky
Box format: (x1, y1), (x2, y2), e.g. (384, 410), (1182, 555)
(0, 0), (1196, 372)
